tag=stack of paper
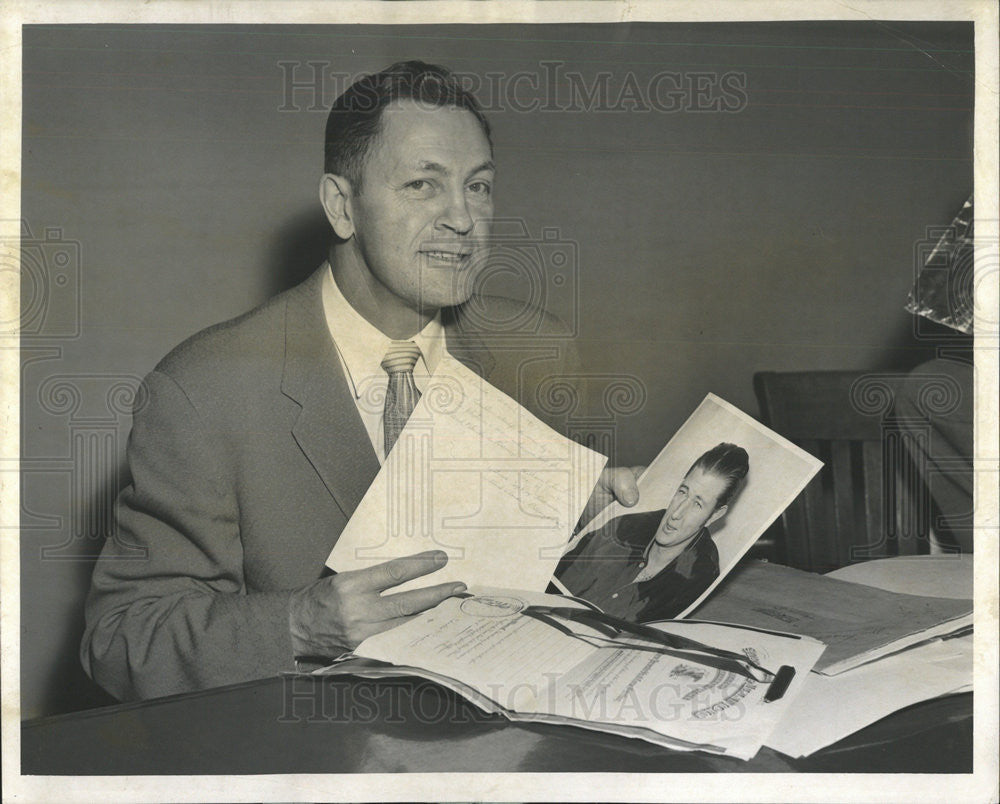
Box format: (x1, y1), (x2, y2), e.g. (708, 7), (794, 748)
(691, 561), (971, 675)
(765, 631), (971, 757)
(314, 587), (826, 761)
(690, 558), (973, 757)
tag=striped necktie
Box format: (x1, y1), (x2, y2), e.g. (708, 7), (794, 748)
(380, 341), (422, 456)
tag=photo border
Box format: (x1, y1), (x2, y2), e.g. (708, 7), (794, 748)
(2, 2), (996, 802)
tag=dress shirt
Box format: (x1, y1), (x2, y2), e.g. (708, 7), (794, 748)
(321, 263), (447, 462)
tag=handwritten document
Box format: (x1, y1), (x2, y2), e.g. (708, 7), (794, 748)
(326, 356), (607, 592)
(351, 588), (825, 760)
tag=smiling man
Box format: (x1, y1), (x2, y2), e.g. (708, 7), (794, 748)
(556, 443), (749, 622)
(81, 61), (640, 700)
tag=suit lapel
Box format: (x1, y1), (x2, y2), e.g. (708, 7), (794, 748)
(279, 273), (499, 520)
(281, 266), (380, 520)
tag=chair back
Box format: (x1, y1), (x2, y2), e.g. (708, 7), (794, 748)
(754, 370), (924, 572)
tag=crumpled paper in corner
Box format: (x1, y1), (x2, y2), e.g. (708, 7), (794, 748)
(905, 195), (974, 334)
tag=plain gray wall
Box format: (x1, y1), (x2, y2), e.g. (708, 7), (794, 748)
(20, 21), (972, 717)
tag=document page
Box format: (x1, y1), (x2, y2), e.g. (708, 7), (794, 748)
(353, 588), (602, 712)
(766, 633), (972, 757)
(825, 554), (973, 599)
(692, 560), (972, 674)
(326, 356), (607, 592)
(353, 589), (825, 760)
(546, 620), (825, 760)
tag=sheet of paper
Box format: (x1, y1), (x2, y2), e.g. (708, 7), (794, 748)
(353, 588), (602, 711)
(354, 588), (825, 760)
(310, 658), (503, 717)
(825, 554), (974, 599)
(691, 560), (972, 674)
(326, 356), (607, 592)
(766, 633), (973, 758)
(545, 620), (826, 761)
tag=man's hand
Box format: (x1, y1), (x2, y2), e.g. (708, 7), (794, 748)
(288, 550), (465, 658)
(576, 465), (646, 534)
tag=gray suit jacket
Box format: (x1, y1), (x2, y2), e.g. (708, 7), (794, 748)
(82, 265), (579, 700)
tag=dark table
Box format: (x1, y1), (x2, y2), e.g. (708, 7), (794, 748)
(21, 673), (972, 774)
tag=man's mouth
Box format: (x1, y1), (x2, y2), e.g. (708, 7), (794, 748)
(421, 249), (472, 264)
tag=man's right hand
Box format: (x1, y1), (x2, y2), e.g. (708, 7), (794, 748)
(288, 550), (465, 658)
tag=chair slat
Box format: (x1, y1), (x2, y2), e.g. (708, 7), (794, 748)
(755, 372), (888, 441)
(860, 440), (885, 561)
(830, 440), (856, 567)
(754, 370), (923, 572)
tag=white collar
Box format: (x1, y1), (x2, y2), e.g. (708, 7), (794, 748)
(320, 263), (446, 399)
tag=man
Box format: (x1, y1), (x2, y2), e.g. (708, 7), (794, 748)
(556, 442), (749, 622)
(81, 61), (639, 700)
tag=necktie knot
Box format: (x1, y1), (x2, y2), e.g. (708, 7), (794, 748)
(380, 341), (422, 457)
(381, 341), (422, 375)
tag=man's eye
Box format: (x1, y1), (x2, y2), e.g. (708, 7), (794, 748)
(407, 180), (429, 191)
(468, 181), (491, 196)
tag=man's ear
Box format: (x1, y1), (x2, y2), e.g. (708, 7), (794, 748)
(705, 504), (728, 530)
(319, 173), (356, 240)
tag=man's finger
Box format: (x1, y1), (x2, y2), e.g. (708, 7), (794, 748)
(350, 550), (449, 592)
(373, 580), (467, 621)
(610, 466), (641, 506)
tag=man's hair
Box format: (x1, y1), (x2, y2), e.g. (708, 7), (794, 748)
(687, 442), (750, 510)
(324, 60), (492, 191)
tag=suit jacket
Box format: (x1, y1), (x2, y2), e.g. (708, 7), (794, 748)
(82, 265), (579, 700)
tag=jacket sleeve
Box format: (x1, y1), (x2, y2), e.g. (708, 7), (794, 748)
(81, 369), (296, 700)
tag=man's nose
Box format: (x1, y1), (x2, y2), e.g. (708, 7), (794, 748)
(671, 500), (689, 520)
(436, 188), (474, 235)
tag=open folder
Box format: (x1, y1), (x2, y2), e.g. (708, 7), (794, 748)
(691, 560), (972, 675)
(310, 587), (826, 761)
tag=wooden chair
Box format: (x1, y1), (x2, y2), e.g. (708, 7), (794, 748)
(754, 370), (930, 573)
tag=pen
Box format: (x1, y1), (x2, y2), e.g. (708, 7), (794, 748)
(763, 665), (796, 702)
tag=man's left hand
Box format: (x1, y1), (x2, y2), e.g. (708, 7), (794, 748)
(577, 465), (645, 534)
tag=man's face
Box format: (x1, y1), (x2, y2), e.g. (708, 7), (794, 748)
(348, 99), (495, 311)
(656, 466), (729, 547)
